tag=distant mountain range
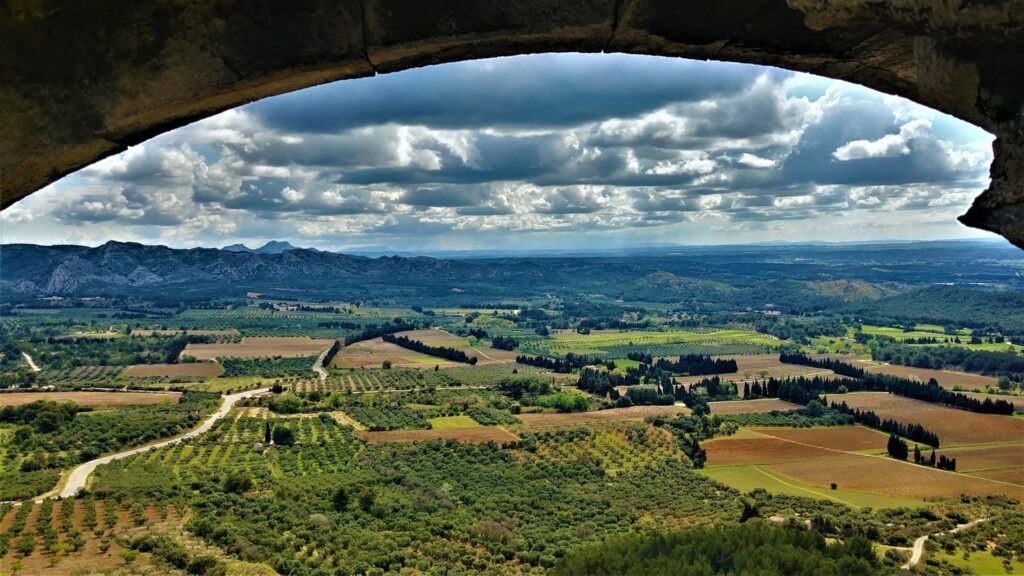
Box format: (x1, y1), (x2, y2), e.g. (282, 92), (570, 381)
(0, 239), (1019, 299)
(222, 241), (305, 254)
(0, 241), (465, 295)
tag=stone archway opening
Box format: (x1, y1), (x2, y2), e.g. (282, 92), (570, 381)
(2, 1), (1021, 247)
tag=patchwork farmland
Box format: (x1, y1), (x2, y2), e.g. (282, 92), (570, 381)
(123, 362), (224, 378)
(183, 336), (334, 360)
(856, 360), (999, 390)
(702, 426), (1024, 505)
(708, 398), (802, 415)
(835, 392), (1024, 445)
(0, 390), (182, 406)
(520, 328), (779, 358)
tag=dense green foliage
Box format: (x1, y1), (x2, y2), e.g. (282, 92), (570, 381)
(851, 285), (1024, 331)
(553, 523), (881, 576)
(0, 392), (218, 499)
(626, 352), (737, 375)
(221, 355), (315, 378)
(871, 340), (1024, 380)
(22, 333), (188, 370)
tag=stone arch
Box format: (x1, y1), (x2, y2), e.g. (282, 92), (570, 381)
(2, 0), (1021, 246)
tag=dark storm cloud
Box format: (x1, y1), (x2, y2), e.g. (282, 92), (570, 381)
(402, 187), (486, 208)
(246, 54), (768, 133)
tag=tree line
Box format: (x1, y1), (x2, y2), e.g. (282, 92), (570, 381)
(345, 319), (418, 346)
(491, 336), (518, 350)
(779, 353), (1015, 415)
(321, 340), (342, 367)
(515, 353), (613, 373)
(886, 434), (956, 470)
(626, 352), (737, 375)
(830, 401), (940, 447)
(871, 340), (1024, 380)
(382, 333), (477, 364)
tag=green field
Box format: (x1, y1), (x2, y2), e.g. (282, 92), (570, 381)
(700, 465), (925, 509)
(857, 325), (1022, 352)
(933, 550), (1024, 575)
(428, 415), (483, 429)
(857, 325), (958, 341)
(521, 328), (778, 358)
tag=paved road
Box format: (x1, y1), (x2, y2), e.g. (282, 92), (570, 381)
(902, 518), (989, 570)
(56, 387), (269, 499)
(21, 352), (40, 372)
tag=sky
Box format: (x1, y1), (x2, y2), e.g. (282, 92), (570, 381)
(0, 53), (997, 252)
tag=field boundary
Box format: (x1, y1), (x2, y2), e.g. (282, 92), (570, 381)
(752, 428), (1023, 491)
(750, 466), (862, 509)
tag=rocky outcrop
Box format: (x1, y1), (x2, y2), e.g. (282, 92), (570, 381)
(2, 1), (1022, 246)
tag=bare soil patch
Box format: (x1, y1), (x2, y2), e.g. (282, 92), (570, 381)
(705, 436), (834, 466)
(857, 361), (997, 390)
(516, 405), (688, 428)
(184, 336), (333, 360)
(756, 426), (888, 452)
(0, 391), (181, 406)
(835, 392), (1024, 445)
(939, 444), (1024, 475)
(124, 362), (224, 377)
(709, 398), (801, 415)
(768, 454), (1024, 500)
(971, 466), (1024, 484)
(358, 427), (518, 444)
(332, 337), (461, 369)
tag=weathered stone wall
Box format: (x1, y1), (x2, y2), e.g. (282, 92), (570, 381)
(2, 0), (1021, 246)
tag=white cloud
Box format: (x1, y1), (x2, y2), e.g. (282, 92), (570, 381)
(736, 153), (776, 168)
(832, 119), (931, 161)
(281, 187), (305, 203)
(0, 55), (994, 250)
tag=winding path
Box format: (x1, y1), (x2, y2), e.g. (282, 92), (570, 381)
(312, 346), (330, 381)
(21, 352), (40, 372)
(56, 387), (270, 498)
(901, 518), (990, 570)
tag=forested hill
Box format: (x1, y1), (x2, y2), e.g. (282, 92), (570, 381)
(1, 242), (1021, 318)
(847, 285), (1024, 329)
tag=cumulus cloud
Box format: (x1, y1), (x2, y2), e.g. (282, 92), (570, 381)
(0, 54), (995, 250)
(832, 119), (932, 161)
(736, 153), (776, 169)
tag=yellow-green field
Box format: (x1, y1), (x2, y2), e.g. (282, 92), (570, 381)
(932, 550), (1024, 575)
(700, 465), (925, 509)
(856, 325), (959, 340)
(525, 328), (778, 357)
(428, 415), (483, 429)
(856, 325), (1022, 352)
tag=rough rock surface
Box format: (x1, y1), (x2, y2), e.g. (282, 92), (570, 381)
(2, 0), (1022, 246)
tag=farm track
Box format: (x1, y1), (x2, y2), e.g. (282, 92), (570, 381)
(21, 352), (40, 372)
(53, 387), (270, 499)
(313, 347), (330, 381)
(901, 518), (989, 570)
(750, 466), (862, 508)
(434, 327), (500, 363)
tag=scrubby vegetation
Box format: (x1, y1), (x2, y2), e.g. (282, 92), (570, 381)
(553, 523), (881, 575)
